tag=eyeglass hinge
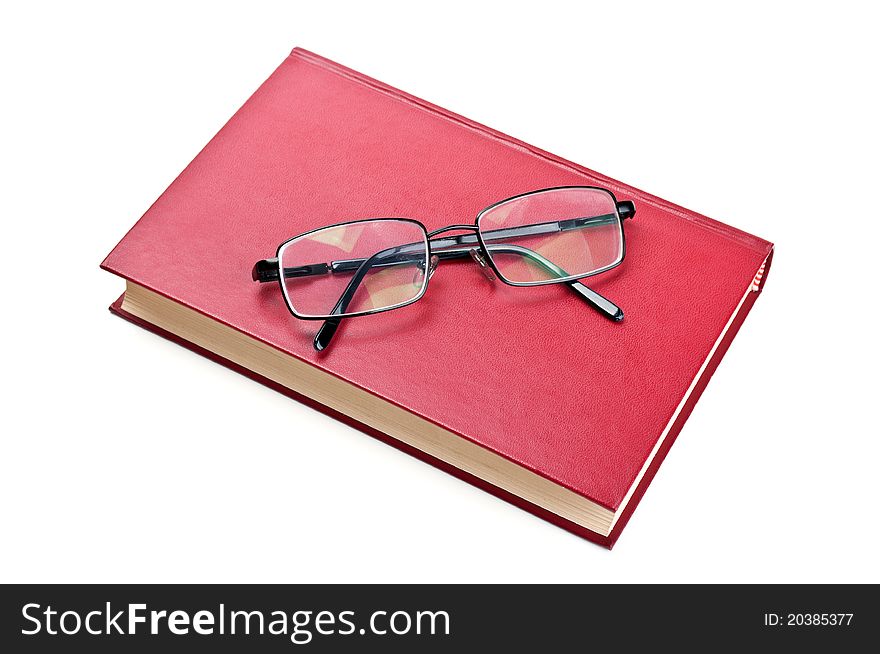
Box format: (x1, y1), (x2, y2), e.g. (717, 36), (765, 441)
(252, 258), (280, 282)
(617, 201), (636, 220)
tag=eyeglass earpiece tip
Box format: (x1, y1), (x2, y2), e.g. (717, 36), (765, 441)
(314, 318), (341, 351)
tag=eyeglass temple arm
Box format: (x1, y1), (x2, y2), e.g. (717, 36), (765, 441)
(481, 244), (624, 322)
(313, 242), (623, 351)
(314, 245), (412, 350)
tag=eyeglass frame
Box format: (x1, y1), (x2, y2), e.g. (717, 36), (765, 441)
(253, 185), (635, 348)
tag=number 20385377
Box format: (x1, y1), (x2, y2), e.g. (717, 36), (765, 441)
(764, 613), (853, 627)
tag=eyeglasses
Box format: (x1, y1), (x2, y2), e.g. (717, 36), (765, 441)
(253, 186), (635, 350)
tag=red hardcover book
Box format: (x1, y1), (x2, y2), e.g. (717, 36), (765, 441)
(101, 47), (773, 547)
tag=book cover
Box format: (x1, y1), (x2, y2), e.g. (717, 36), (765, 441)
(102, 47), (773, 546)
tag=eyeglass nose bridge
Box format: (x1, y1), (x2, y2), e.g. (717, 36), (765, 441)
(426, 224), (496, 281)
(426, 224), (480, 238)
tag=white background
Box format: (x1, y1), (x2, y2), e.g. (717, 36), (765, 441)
(2, 1), (878, 583)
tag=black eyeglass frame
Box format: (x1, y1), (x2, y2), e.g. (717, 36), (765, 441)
(253, 186), (635, 347)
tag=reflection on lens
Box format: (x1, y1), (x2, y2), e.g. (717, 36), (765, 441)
(278, 220), (429, 318)
(477, 188), (623, 284)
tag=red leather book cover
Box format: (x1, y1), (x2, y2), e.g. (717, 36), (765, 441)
(101, 47), (773, 546)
